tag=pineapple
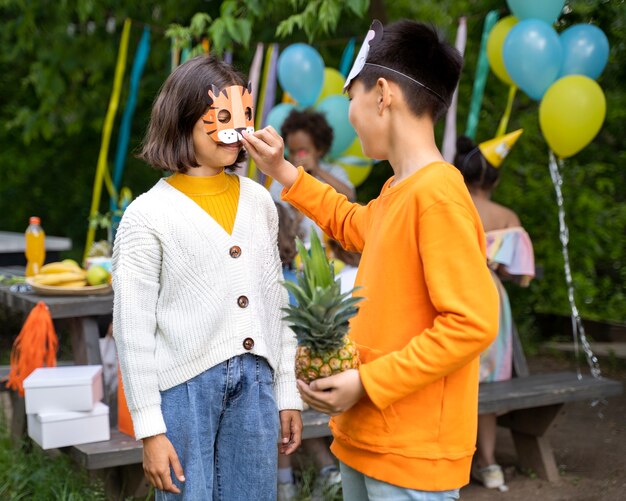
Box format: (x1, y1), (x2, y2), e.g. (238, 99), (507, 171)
(282, 231), (364, 383)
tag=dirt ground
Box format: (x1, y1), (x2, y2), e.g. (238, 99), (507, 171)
(460, 354), (626, 501)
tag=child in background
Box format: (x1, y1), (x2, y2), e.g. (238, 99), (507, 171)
(327, 239), (361, 295)
(243, 19), (498, 500)
(270, 109), (356, 246)
(275, 202), (342, 501)
(113, 55), (302, 501)
(454, 133), (535, 490)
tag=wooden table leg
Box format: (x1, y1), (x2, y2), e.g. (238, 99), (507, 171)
(9, 391), (26, 446)
(67, 317), (103, 366)
(498, 404), (563, 482)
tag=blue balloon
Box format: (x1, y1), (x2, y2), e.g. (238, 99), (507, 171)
(264, 103), (296, 132)
(503, 20), (563, 101)
(559, 24), (609, 80)
(315, 95), (356, 159)
(277, 44), (324, 107)
(507, 0), (565, 25)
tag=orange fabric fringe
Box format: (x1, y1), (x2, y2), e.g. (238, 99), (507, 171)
(5, 301), (58, 396)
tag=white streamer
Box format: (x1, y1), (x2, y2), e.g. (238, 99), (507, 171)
(548, 151), (601, 379)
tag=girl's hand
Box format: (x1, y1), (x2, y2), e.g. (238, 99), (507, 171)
(142, 434), (185, 493)
(242, 127), (299, 188)
(278, 409), (302, 455)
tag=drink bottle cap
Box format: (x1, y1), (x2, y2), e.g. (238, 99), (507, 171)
(29, 216), (41, 225)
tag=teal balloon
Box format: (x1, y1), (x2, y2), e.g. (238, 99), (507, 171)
(559, 24), (609, 80)
(315, 95), (356, 159)
(503, 20), (562, 100)
(277, 44), (324, 106)
(265, 103), (295, 133)
(506, 0), (565, 25)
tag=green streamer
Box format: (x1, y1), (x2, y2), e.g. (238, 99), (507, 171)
(465, 10), (499, 140)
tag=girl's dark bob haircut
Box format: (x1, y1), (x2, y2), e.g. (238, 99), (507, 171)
(138, 55), (247, 173)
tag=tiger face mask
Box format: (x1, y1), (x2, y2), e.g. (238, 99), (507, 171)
(202, 83), (254, 144)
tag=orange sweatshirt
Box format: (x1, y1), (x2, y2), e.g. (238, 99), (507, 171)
(167, 170), (240, 234)
(283, 163), (499, 490)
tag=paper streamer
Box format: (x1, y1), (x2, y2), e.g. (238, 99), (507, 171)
(465, 11), (499, 140)
(442, 17), (467, 163)
(249, 43), (264, 105)
(240, 43), (264, 178)
(171, 38), (180, 72)
(339, 38), (356, 77)
(249, 44), (278, 182)
(548, 151), (601, 379)
(110, 26), (151, 212)
(260, 43), (279, 128)
(84, 18), (131, 262)
(496, 85), (517, 137)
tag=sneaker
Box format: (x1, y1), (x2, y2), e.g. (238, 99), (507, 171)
(277, 482), (298, 501)
(311, 466), (341, 501)
(472, 464), (507, 490)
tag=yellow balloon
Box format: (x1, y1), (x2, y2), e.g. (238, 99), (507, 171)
(336, 137), (374, 187)
(487, 16), (518, 86)
(539, 75), (606, 159)
(338, 162), (374, 187)
(316, 68), (345, 104)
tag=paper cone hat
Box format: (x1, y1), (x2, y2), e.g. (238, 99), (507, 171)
(478, 129), (523, 168)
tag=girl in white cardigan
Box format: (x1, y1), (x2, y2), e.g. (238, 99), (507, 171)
(112, 56), (302, 500)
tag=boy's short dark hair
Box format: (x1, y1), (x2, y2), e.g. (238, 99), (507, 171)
(357, 20), (462, 121)
(281, 109), (334, 157)
(139, 55), (247, 173)
(454, 136), (499, 189)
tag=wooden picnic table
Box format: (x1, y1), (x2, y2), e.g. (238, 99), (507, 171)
(0, 266), (111, 366)
(0, 265), (112, 440)
(0, 231), (72, 266)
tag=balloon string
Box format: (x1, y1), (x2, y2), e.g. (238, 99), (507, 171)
(496, 85), (517, 137)
(548, 151), (601, 380)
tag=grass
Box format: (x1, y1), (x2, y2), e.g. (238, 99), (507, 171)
(0, 408), (106, 500)
(291, 464), (343, 501)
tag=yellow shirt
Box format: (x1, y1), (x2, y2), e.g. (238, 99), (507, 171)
(167, 170), (240, 234)
(283, 164), (498, 491)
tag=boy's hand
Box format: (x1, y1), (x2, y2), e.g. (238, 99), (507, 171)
(297, 369), (366, 416)
(242, 127), (299, 188)
(142, 434), (185, 493)
(279, 409), (302, 455)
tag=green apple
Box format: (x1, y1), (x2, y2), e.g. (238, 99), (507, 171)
(86, 265), (110, 286)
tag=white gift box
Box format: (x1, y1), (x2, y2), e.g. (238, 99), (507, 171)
(27, 402), (110, 450)
(23, 365), (103, 414)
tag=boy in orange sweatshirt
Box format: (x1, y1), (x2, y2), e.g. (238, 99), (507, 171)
(243, 20), (498, 500)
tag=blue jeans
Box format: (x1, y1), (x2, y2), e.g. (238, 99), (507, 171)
(155, 354), (280, 501)
(340, 462), (461, 501)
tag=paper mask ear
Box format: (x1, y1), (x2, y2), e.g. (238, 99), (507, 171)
(343, 20), (384, 92)
(207, 84), (222, 105)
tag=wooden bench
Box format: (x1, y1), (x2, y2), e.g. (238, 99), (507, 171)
(478, 323), (622, 481)
(66, 409), (332, 498)
(64, 325), (622, 496)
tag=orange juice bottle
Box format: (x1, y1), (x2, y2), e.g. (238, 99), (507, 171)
(25, 216), (46, 277)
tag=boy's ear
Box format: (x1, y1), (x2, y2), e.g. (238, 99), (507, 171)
(376, 78), (392, 114)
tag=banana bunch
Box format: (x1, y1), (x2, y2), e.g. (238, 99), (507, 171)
(32, 260), (87, 287)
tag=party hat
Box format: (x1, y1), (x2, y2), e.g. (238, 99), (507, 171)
(478, 129), (523, 168)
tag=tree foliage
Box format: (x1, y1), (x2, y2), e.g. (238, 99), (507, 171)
(0, 0), (624, 329)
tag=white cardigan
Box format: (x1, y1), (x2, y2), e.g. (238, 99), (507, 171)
(112, 176), (302, 439)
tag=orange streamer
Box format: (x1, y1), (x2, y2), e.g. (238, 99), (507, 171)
(5, 301), (58, 396)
